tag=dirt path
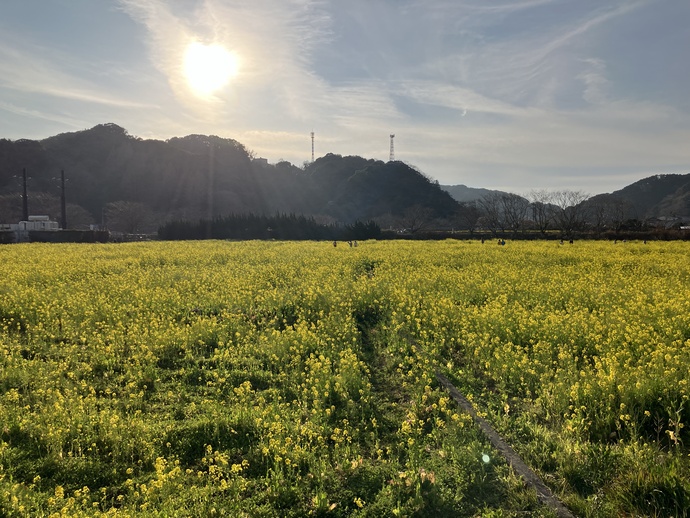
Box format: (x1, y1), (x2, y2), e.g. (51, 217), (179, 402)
(436, 371), (576, 518)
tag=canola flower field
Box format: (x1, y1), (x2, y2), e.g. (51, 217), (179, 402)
(0, 239), (688, 517)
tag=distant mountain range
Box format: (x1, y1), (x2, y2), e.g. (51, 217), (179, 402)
(0, 123), (457, 231)
(441, 176), (690, 224)
(1, 123), (688, 232)
(439, 184), (509, 203)
(585, 174), (690, 220)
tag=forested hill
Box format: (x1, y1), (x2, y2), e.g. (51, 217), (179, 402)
(585, 173), (690, 220)
(443, 174), (690, 225)
(440, 184), (509, 202)
(0, 123), (459, 230)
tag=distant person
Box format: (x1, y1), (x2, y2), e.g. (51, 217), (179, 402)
(333, 241), (337, 247)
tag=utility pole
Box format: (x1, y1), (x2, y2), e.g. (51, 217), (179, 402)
(22, 168), (29, 221)
(60, 170), (67, 229)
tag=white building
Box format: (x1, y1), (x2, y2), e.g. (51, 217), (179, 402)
(19, 215), (60, 231)
(1, 215), (59, 242)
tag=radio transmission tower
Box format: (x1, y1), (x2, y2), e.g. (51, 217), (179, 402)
(311, 131), (315, 162)
(389, 134), (395, 162)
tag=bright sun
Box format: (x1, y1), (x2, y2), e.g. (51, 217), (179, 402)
(183, 42), (238, 97)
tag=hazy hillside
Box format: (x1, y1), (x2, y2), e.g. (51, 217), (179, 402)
(440, 184), (511, 203)
(0, 124), (458, 230)
(37, 124), (256, 217)
(444, 174), (690, 225)
(586, 174), (690, 221)
(614, 174), (690, 218)
(307, 155), (458, 222)
(656, 182), (690, 217)
(2, 124), (688, 233)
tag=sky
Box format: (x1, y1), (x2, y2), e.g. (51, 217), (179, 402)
(1, 0), (689, 195)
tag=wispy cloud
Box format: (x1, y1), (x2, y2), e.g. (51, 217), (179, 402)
(0, 0), (688, 193)
(0, 39), (158, 110)
(116, 0), (333, 111)
(578, 58), (609, 105)
(423, 1), (650, 108)
(536, 2), (646, 61)
(0, 100), (88, 129)
(397, 81), (528, 117)
(329, 82), (404, 126)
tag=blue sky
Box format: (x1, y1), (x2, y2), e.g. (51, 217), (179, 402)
(1, 0), (688, 195)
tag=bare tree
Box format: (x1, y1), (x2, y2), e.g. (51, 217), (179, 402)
(65, 204), (96, 229)
(527, 189), (554, 234)
(607, 196), (634, 232)
(500, 193), (530, 235)
(477, 193), (505, 235)
(453, 201), (481, 233)
(588, 197), (608, 235)
(399, 204), (435, 234)
(551, 190), (590, 236)
(373, 212), (397, 232)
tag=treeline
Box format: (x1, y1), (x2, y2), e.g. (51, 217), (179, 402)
(453, 188), (689, 238)
(158, 213), (381, 241)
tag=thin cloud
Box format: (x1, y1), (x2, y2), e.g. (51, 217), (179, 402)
(535, 1), (648, 61)
(397, 81), (528, 117)
(467, 0), (559, 14)
(0, 0), (688, 194)
(0, 41), (156, 109)
(0, 100), (89, 130)
(330, 82), (405, 124)
(407, 0), (558, 20)
(116, 0), (333, 110)
(578, 58), (609, 104)
(433, 1), (649, 108)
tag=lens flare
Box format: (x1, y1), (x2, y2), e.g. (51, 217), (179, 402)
(183, 42), (238, 97)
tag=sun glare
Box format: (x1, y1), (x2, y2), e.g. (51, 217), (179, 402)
(184, 42), (238, 97)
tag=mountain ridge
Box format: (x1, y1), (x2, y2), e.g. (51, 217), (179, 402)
(1, 124), (689, 232)
(0, 124), (458, 231)
(441, 174), (690, 224)
(584, 173), (690, 221)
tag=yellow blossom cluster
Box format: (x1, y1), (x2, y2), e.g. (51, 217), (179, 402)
(0, 239), (688, 516)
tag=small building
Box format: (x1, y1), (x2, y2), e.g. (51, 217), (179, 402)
(1, 215), (59, 242)
(1, 216), (110, 243)
(19, 215), (60, 232)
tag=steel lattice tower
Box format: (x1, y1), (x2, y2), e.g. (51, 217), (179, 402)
(311, 132), (315, 162)
(389, 134), (395, 162)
